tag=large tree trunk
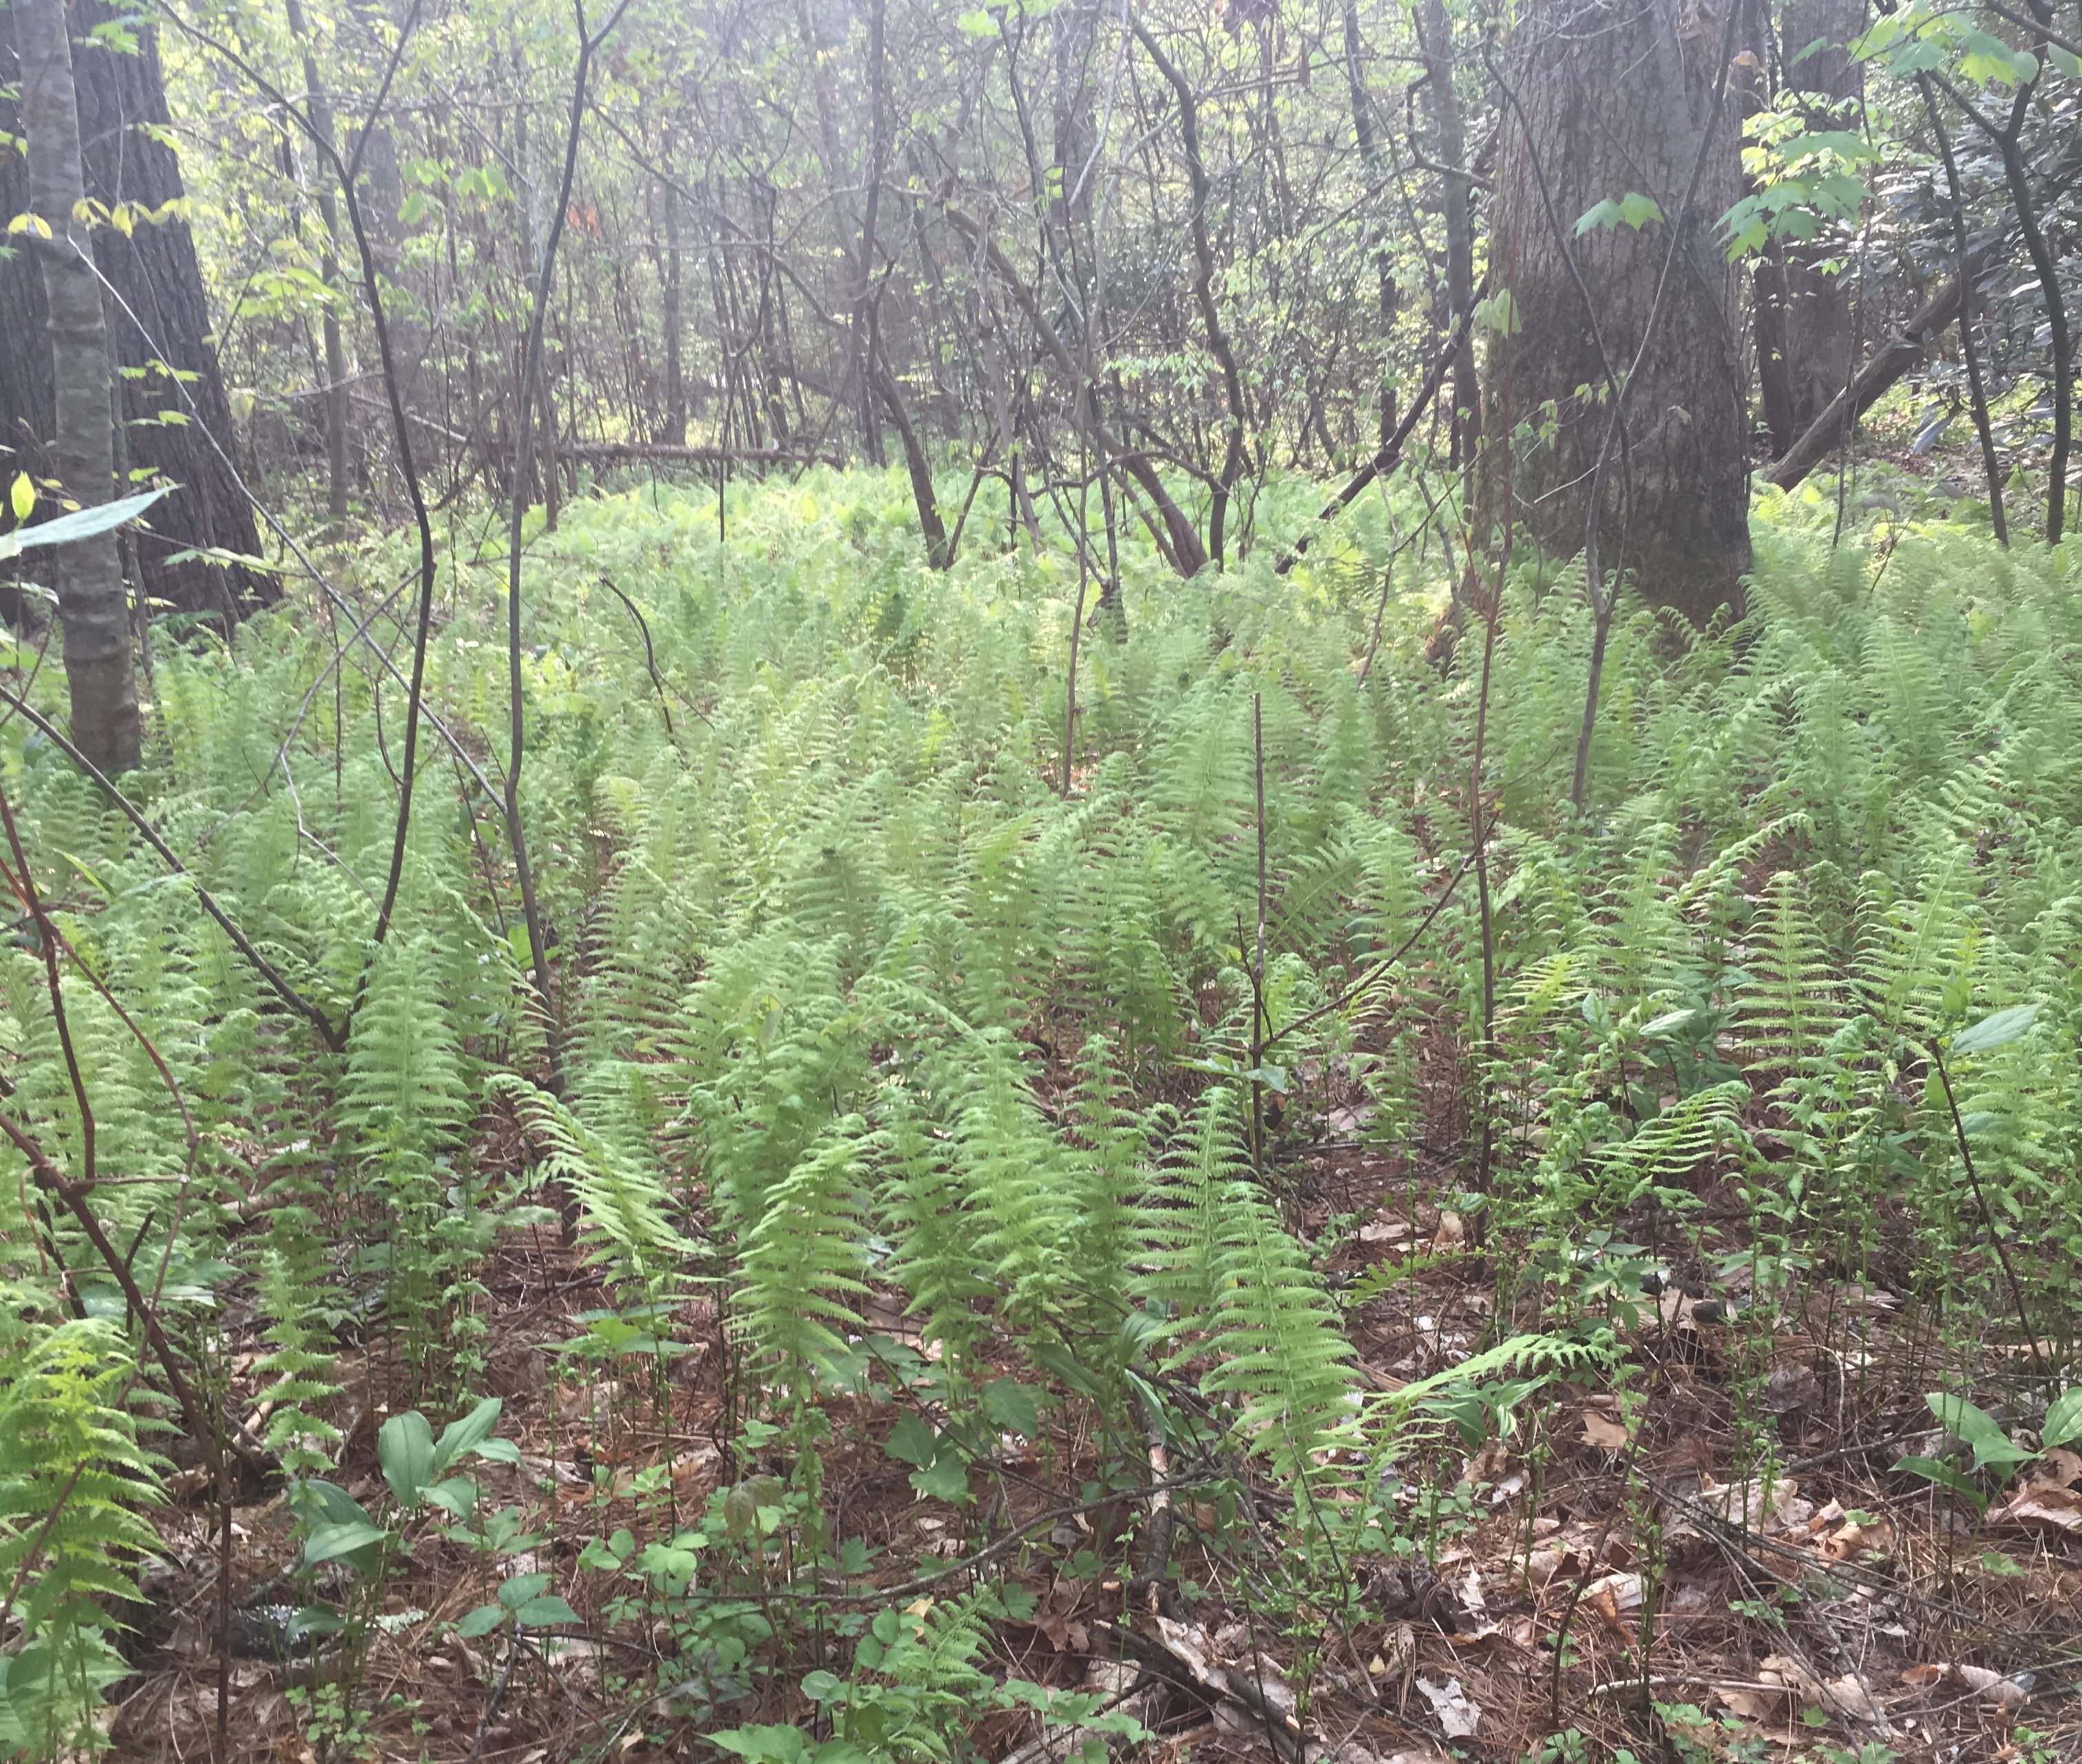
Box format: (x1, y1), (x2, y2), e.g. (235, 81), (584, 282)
(1754, 0), (1863, 456)
(15, 0), (140, 769)
(1489, 0), (1753, 622)
(2, 0), (266, 620)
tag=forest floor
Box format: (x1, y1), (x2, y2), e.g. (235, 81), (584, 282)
(36, 469), (2082, 1764)
(105, 1085), (2082, 1764)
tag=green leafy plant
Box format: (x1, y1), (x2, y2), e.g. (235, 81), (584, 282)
(1897, 1387), (2082, 1509)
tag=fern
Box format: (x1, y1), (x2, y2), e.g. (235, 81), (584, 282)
(494, 1071), (693, 1297)
(735, 1115), (870, 1378)
(0, 1321), (164, 1757)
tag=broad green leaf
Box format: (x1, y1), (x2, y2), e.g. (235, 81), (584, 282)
(514, 1595), (579, 1628)
(287, 1606), (345, 1642)
(711, 1725), (810, 1764)
(2043, 1388), (2082, 1451)
(422, 1477), (478, 1520)
(981, 1377), (1042, 1439)
(498, 1571), (553, 1610)
(432, 1396), (504, 1472)
(378, 1410), (437, 1506)
(1952, 1005), (2038, 1055)
(1959, 29), (2035, 83)
(910, 1453), (970, 1503)
(1030, 1341), (1106, 1399)
(1617, 191), (1665, 229)
(1928, 1393), (2032, 1470)
(454, 1604), (505, 1639)
(291, 1479), (373, 1532)
(1894, 1456), (1988, 1513)
(0, 485), (169, 562)
(1575, 198), (1623, 235)
(304, 1521), (388, 1565)
(885, 1411), (939, 1467)
(1473, 289), (1520, 335)
(721, 1482), (758, 1537)
(7, 474), (30, 522)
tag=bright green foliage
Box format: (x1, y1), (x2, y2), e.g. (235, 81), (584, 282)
(2, 468), (2081, 1741)
(0, 1323), (162, 1755)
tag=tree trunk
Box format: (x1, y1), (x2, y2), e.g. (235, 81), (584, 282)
(658, 151), (686, 445)
(16, 0), (140, 769)
(1414, 0), (1478, 470)
(1340, 0), (1399, 443)
(282, 0), (350, 534)
(2, 0), (266, 619)
(1489, 0), (1753, 622)
(1755, 0), (1862, 455)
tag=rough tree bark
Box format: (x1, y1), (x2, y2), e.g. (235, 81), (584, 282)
(1489, 0), (1753, 622)
(1, 0), (266, 618)
(15, 0), (141, 768)
(1754, 0), (1863, 456)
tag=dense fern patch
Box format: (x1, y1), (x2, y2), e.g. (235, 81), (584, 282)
(1, 474), (2079, 1756)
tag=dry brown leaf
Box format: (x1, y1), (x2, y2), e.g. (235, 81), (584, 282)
(1460, 1438), (1511, 1485)
(1822, 1520), (1867, 1559)
(1953, 1663), (2029, 1708)
(2042, 1447), (2082, 1487)
(1989, 1480), (2082, 1533)
(1764, 1361), (1819, 1414)
(1581, 1411), (1630, 1451)
(1824, 1672), (1887, 1723)
(1701, 1473), (1807, 1531)
(1760, 1653), (1826, 1703)
(1715, 1685), (1781, 1722)
(1582, 1571), (1643, 1628)
(1414, 1674), (1480, 1737)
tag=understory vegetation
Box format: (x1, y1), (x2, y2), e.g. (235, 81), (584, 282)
(2, 472), (2080, 1761)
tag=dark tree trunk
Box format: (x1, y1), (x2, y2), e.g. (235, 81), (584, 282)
(1755, 0), (1863, 455)
(1414, 0), (1477, 469)
(1, 0), (266, 620)
(1489, 0), (1753, 622)
(15, 0), (140, 768)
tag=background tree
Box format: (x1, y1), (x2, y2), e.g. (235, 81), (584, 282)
(1753, 0), (1866, 456)
(13, 0), (140, 768)
(1487, 0), (1754, 624)
(1, 0), (265, 620)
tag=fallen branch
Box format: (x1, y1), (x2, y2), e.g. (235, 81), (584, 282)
(1762, 271), (1968, 492)
(542, 440), (847, 470)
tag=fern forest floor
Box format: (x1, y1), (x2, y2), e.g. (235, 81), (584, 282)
(3, 470), (2080, 1764)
